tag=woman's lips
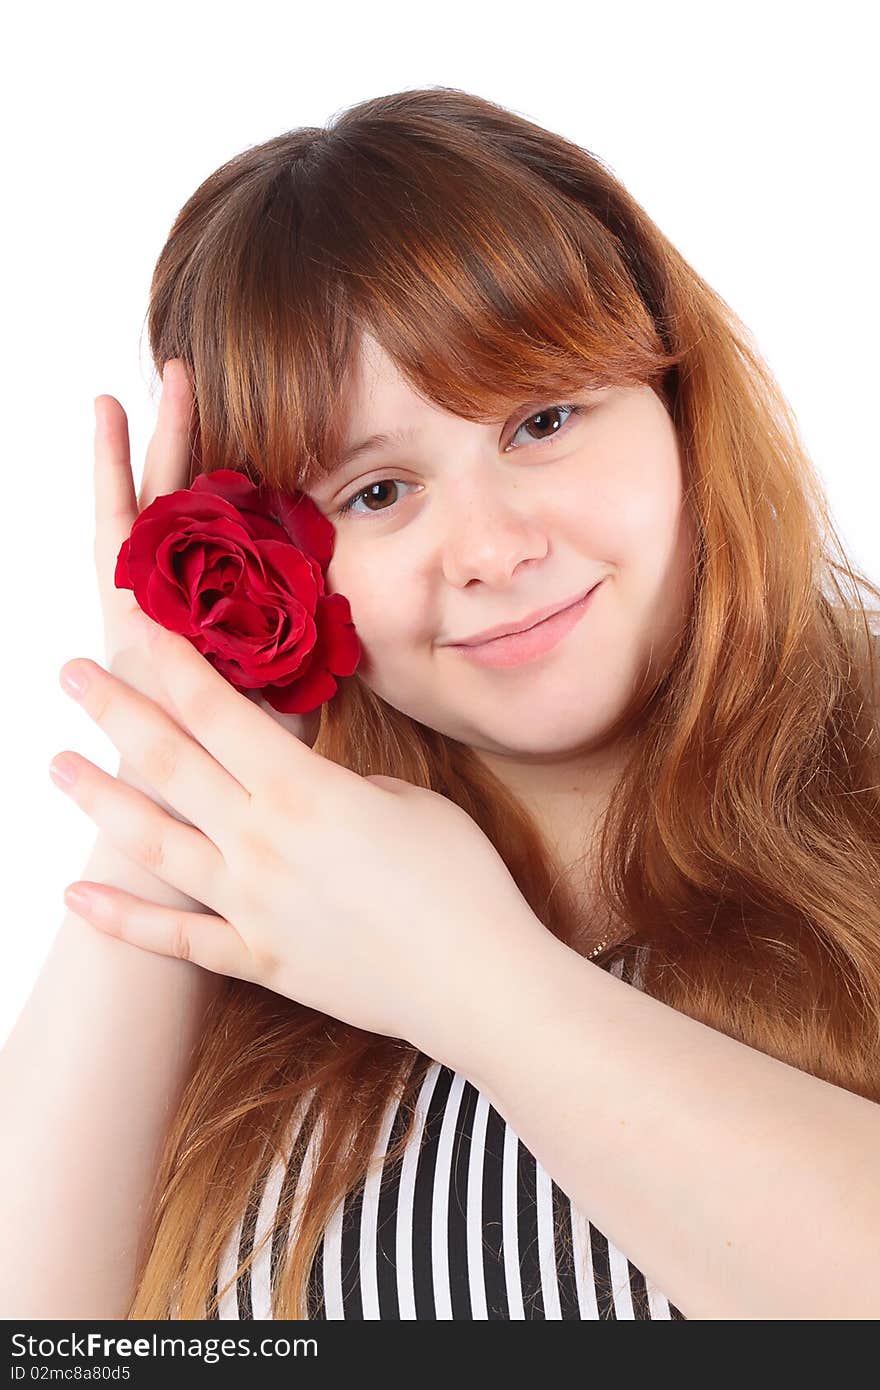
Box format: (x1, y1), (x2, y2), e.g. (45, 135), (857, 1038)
(446, 580), (603, 668)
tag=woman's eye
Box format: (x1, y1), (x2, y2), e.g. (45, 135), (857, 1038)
(335, 402), (585, 519)
(506, 402), (582, 450)
(335, 478), (412, 518)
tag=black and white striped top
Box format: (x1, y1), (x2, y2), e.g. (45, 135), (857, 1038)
(203, 949), (686, 1320)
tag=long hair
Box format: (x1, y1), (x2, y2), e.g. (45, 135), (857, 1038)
(128, 87), (880, 1319)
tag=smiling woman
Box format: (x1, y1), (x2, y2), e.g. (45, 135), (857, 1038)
(11, 85), (880, 1322)
(312, 358), (692, 724)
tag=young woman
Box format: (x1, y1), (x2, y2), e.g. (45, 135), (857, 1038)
(4, 87), (879, 1322)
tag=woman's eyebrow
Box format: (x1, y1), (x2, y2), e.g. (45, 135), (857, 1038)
(336, 390), (601, 473)
(339, 424), (420, 470)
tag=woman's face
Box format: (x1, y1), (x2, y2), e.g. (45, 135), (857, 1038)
(306, 333), (695, 761)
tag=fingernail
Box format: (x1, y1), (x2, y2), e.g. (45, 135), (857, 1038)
(49, 758), (76, 788)
(64, 884), (92, 911)
(60, 664), (88, 697)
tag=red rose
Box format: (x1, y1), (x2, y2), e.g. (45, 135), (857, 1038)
(114, 468), (361, 715)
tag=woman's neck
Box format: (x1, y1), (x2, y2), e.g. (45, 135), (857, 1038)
(474, 738), (634, 957)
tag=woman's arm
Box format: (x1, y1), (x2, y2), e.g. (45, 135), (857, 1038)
(464, 925), (880, 1320)
(0, 818), (222, 1319)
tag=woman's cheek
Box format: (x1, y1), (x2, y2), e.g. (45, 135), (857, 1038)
(324, 552), (354, 602)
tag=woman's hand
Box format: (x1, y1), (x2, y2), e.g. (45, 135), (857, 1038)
(95, 364), (321, 821)
(48, 626), (548, 1071)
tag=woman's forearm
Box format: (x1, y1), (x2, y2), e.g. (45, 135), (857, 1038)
(463, 925), (880, 1320)
(0, 826), (222, 1319)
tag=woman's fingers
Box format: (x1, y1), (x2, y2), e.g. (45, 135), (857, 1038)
(92, 394), (139, 624)
(92, 359), (196, 632)
(138, 359), (197, 511)
(63, 881), (250, 980)
(51, 750), (226, 910)
(57, 656), (253, 851)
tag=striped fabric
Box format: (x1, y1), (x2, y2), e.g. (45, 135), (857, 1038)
(204, 949), (686, 1320)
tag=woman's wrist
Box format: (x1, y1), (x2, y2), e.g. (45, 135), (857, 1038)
(433, 909), (575, 1085)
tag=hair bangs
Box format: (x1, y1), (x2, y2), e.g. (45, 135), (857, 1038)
(159, 113), (686, 499)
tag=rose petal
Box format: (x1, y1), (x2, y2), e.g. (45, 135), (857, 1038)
(114, 469), (360, 714)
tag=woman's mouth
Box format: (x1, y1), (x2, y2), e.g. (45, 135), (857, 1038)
(446, 580), (603, 669)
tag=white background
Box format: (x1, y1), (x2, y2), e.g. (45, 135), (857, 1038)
(2, 0), (877, 1045)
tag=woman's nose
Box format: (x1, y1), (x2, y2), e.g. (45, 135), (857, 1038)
(439, 479), (548, 587)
